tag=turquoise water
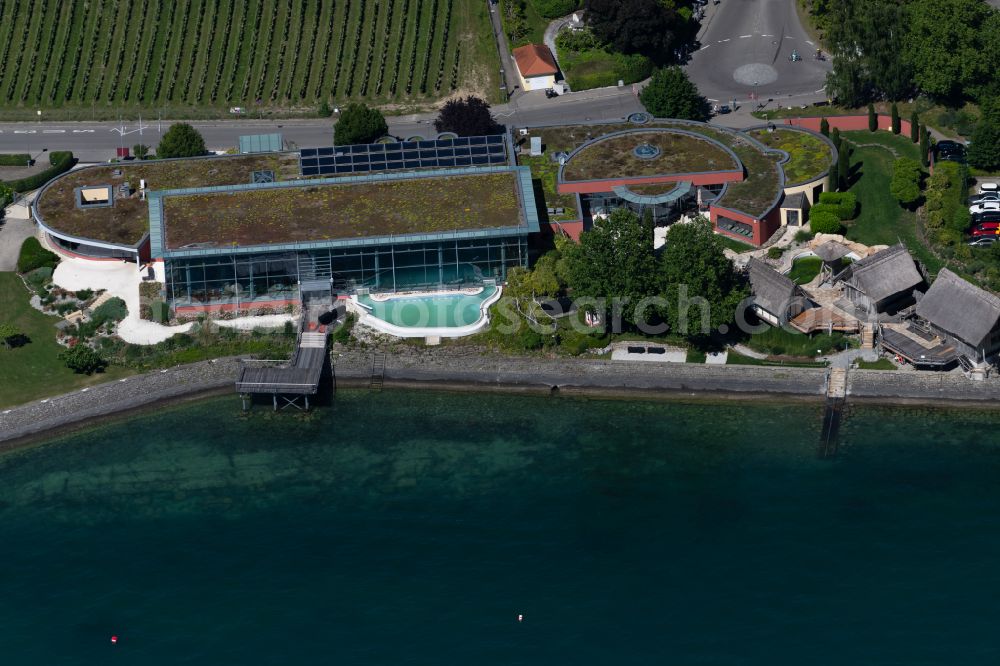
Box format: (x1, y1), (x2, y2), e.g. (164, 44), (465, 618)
(2, 391), (1000, 663)
(358, 285), (497, 328)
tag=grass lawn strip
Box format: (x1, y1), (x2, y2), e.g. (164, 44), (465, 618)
(36, 154), (301, 246)
(745, 128), (834, 185)
(0, 272), (134, 408)
(162, 172), (521, 249)
(788, 256), (822, 284)
(517, 155), (578, 221)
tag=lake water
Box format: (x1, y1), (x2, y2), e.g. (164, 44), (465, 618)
(2, 390), (1000, 664)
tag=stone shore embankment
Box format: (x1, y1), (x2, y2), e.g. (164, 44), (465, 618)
(2, 347), (999, 448)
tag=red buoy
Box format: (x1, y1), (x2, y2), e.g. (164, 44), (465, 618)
(111, 635), (118, 644)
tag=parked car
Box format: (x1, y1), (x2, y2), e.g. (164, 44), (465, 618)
(971, 226), (1000, 237)
(969, 201), (1000, 216)
(969, 193), (1000, 205)
(980, 182), (1000, 195)
(973, 211), (1000, 224)
(972, 221), (1000, 231)
(968, 236), (998, 247)
(716, 104), (731, 114)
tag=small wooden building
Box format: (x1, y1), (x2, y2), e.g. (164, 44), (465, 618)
(915, 268), (1000, 363)
(835, 243), (923, 315)
(747, 257), (808, 326)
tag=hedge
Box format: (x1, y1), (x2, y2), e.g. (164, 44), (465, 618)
(809, 210), (842, 234)
(3, 151), (76, 193)
(16, 237), (60, 274)
(531, 0), (579, 18)
(0, 154), (31, 167)
(817, 192), (857, 220)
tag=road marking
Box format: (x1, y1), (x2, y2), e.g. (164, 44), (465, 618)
(707, 98), (719, 102)
(815, 87), (827, 93)
(720, 38), (730, 42)
(699, 44), (710, 50)
(784, 36), (795, 40)
(806, 40), (814, 45)
(761, 34), (773, 37)
(739, 34), (752, 38)
(72, 129), (95, 133)
(42, 129), (65, 133)
(13, 130), (36, 134)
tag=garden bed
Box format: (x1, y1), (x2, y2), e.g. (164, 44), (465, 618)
(744, 128), (834, 185)
(161, 172), (522, 249)
(36, 154), (301, 246)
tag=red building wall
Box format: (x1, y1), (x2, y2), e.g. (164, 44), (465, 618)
(557, 170), (743, 195)
(784, 114), (913, 137)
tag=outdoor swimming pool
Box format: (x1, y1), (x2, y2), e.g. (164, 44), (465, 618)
(356, 285), (500, 330)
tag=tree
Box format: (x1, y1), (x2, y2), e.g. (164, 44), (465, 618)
(890, 103), (900, 135)
(809, 210), (842, 234)
(820, 118), (829, 137)
(830, 127), (841, 151)
(434, 96), (502, 137)
(638, 66), (710, 121)
(910, 111), (920, 143)
(919, 125), (930, 167)
(59, 344), (107, 374)
(968, 121), (1000, 171)
(585, 0), (680, 60)
(889, 157), (923, 206)
(318, 100), (333, 118)
(0, 323), (20, 349)
(837, 142), (850, 191)
(867, 103), (877, 132)
(659, 219), (748, 339)
(564, 207), (658, 328)
(156, 123), (206, 159)
(904, 0), (996, 102)
(334, 103), (388, 144)
(132, 144), (150, 159)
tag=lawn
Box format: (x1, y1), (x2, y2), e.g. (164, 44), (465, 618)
(517, 155), (579, 221)
(561, 131), (738, 182)
(556, 46), (650, 91)
(856, 358), (897, 370)
(840, 132), (942, 274)
(745, 127), (834, 185)
(161, 172), (522, 248)
(725, 350), (827, 368)
(788, 256), (822, 284)
(37, 154), (301, 245)
(0, 0), (499, 120)
(715, 234), (755, 253)
(744, 325), (851, 357)
(0, 272), (134, 408)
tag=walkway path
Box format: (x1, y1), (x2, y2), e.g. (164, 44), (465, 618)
(0, 192), (37, 272)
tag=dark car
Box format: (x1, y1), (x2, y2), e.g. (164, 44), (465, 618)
(716, 104), (731, 114)
(973, 211), (1000, 224)
(935, 140), (966, 162)
(544, 88), (558, 99)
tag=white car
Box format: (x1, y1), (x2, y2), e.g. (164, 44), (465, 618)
(980, 182), (999, 195)
(970, 201), (1000, 216)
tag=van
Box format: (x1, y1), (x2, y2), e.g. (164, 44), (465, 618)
(980, 182), (1000, 195)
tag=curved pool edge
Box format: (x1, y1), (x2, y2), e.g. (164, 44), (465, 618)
(349, 285), (503, 338)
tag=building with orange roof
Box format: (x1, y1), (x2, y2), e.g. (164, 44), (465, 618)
(512, 44), (559, 92)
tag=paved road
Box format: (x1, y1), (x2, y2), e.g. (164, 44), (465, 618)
(0, 87), (645, 162)
(685, 0), (831, 105)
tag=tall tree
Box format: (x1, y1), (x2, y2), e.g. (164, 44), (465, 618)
(825, 0), (912, 105)
(868, 103), (877, 132)
(910, 111), (920, 143)
(659, 219), (748, 339)
(434, 96), (502, 136)
(890, 103), (900, 135)
(968, 121), (1000, 171)
(820, 118), (830, 137)
(157, 123), (206, 158)
(334, 103), (388, 144)
(919, 124), (930, 167)
(585, 0), (679, 60)
(904, 0), (995, 102)
(837, 142), (850, 191)
(638, 67), (710, 121)
(564, 208), (658, 328)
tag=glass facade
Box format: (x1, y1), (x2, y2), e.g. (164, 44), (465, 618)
(165, 237), (527, 307)
(582, 193), (688, 225)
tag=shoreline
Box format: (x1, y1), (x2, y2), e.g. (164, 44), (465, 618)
(3, 348), (1000, 452)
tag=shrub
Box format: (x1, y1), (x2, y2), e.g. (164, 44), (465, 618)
(767, 246), (785, 260)
(532, 0), (579, 18)
(331, 312), (356, 344)
(889, 157), (922, 206)
(318, 100), (333, 118)
(819, 118), (829, 136)
(890, 103), (900, 135)
(5, 151), (76, 192)
(151, 301), (170, 323)
(867, 103), (877, 132)
(809, 211), (842, 234)
(818, 192), (857, 220)
(910, 111), (919, 143)
(59, 344), (107, 374)
(157, 123), (207, 158)
(91, 297), (129, 326)
(794, 229), (814, 243)
(335, 103), (389, 144)
(17, 237), (59, 273)
(0, 154), (30, 166)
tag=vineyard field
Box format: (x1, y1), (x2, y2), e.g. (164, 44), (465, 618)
(0, 0), (500, 119)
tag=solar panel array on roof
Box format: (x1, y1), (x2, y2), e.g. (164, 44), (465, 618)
(299, 135), (507, 176)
